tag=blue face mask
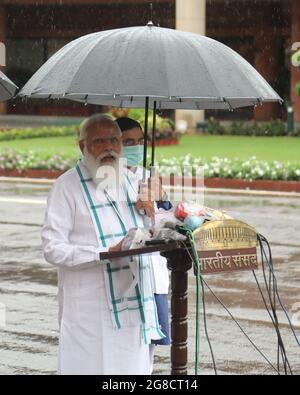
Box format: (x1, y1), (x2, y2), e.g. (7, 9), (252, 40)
(122, 145), (144, 167)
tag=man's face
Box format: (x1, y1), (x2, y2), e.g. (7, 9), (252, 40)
(84, 123), (122, 164)
(121, 127), (144, 147)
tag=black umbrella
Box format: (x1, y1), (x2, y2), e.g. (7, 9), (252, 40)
(0, 70), (18, 102)
(18, 24), (282, 179)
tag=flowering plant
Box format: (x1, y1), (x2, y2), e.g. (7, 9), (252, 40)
(0, 149), (76, 172)
(0, 149), (299, 182)
(156, 155), (300, 182)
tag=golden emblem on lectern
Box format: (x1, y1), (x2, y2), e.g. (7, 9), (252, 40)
(193, 220), (258, 275)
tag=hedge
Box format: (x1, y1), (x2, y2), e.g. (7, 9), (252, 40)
(206, 119), (300, 137)
(1, 120), (299, 142)
(0, 126), (79, 141)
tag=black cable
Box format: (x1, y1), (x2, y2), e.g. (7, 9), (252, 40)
(256, 235), (291, 375)
(200, 276), (218, 375)
(265, 247), (291, 374)
(200, 276), (281, 375)
(252, 269), (281, 373)
(181, 233), (299, 375)
(252, 269), (291, 375)
(258, 234), (297, 374)
(181, 241), (280, 375)
(258, 234), (300, 348)
(257, 234), (300, 374)
(260, 237), (282, 373)
(181, 241), (218, 375)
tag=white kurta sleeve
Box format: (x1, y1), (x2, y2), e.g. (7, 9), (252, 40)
(42, 176), (107, 269)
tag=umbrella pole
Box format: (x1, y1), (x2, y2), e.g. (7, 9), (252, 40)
(143, 97), (149, 183)
(150, 101), (157, 177)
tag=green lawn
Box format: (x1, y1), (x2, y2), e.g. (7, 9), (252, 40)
(0, 136), (80, 157)
(155, 135), (300, 163)
(0, 134), (299, 163)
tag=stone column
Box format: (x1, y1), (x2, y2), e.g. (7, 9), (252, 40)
(0, 6), (7, 114)
(291, 0), (300, 124)
(176, 0), (206, 132)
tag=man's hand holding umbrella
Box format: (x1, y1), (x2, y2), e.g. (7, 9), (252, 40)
(135, 175), (164, 217)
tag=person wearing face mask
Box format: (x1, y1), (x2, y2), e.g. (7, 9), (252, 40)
(115, 117), (171, 369)
(116, 117), (172, 210)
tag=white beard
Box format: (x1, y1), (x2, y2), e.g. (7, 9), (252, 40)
(82, 147), (125, 195)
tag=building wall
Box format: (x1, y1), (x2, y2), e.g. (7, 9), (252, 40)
(1, 0), (299, 122)
(206, 0), (292, 121)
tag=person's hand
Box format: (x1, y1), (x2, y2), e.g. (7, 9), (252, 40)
(135, 178), (163, 218)
(138, 177), (163, 202)
(135, 182), (155, 218)
(135, 198), (155, 218)
(109, 238), (124, 253)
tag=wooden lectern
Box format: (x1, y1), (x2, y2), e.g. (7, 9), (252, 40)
(101, 219), (258, 376)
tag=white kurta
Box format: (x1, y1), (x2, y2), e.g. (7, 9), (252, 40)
(42, 163), (160, 375)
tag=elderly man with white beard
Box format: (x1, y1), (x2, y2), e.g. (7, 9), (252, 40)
(42, 114), (165, 375)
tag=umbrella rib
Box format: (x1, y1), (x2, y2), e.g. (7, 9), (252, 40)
(223, 98), (233, 111)
(67, 29), (135, 100)
(66, 35), (111, 98)
(0, 82), (17, 99)
(159, 28), (173, 101)
(0, 73), (18, 99)
(20, 37), (83, 97)
(182, 35), (222, 101)
(217, 40), (282, 102)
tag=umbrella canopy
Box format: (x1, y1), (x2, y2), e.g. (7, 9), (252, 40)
(0, 70), (18, 102)
(18, 24), (282, 110)
(18, 24), (283, 179)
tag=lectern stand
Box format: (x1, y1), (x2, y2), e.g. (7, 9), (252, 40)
(101, 241), (192, 375)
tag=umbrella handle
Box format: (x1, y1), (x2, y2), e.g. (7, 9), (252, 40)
(143, 96), (149, 183)
(151, 101), (157, 176)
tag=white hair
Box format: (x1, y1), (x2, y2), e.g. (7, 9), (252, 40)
(79, 114), (120, 140)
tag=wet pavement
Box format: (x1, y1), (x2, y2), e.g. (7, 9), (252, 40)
(0, 180), (299, 375)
